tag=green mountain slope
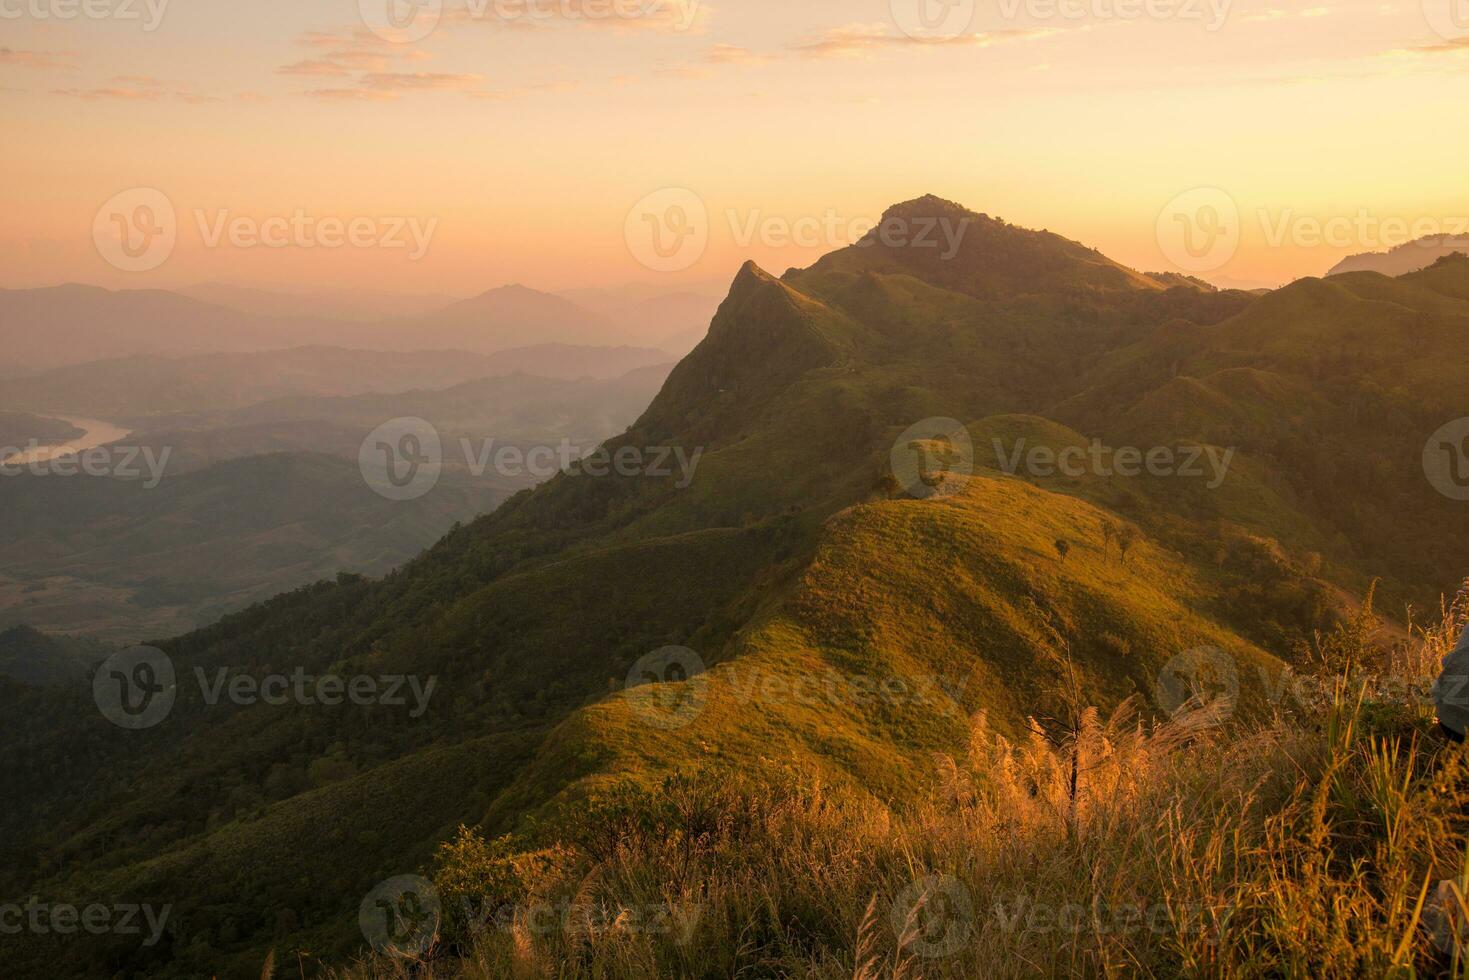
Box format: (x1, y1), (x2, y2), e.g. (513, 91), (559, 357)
(4, 197), (1466, 977)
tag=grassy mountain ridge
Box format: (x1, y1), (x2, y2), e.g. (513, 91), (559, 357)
(5, 198), (1467, 976)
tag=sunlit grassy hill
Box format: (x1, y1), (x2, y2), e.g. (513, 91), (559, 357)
(5, 199), (1468, 977)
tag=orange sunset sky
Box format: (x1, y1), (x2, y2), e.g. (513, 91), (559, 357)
(3, 0), (1467, 296)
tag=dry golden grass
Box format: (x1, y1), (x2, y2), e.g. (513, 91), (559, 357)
(333, 589), (1469, 980)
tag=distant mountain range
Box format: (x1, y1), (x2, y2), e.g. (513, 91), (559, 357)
(0, 359), (671, 638)
(0, 282), (711, 375)
(5, 196), (1467, 976)
(123, 363), (674, 474)
(0, 344), (673, 420)
(1327, 233), (1469, 277)
(177, 282), (458, 321)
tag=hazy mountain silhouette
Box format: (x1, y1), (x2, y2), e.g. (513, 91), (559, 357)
(1327, 233), (1469, 277)
(0, 344), (673, 420)
(178, 282), (458, 322)
(1, 283), (683, 372)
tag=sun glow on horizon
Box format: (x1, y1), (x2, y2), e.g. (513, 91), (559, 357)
(3, 0), (1467, 296)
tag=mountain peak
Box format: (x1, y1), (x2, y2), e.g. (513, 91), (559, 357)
(472, 283), (554, 301)
(730, 259), (778, 294)
(799, 195), (1160, 300)
(878, 194), (980, 223)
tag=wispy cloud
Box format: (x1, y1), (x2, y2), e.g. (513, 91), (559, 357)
(1414, 37), (1469, 54)
(302, 87), (399, 102)
(0, 47), (77, 70)
(51, 79), (232, 102)
(52, 86), (162, 101)
(441, 0), (709, 34)
(360, 71), (485, 91)
(278, 29), (402, 78)
(703, 43), (773, 66)
(655, 65), (716, 79)
(282, 27), (482, 99)
(1240, 5), (1331, 22)
(791, 23), (1061, 59)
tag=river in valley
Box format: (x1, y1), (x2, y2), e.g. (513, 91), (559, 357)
(1, 416), (135, 465)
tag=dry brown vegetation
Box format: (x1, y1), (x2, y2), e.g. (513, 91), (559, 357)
(325, 590), (1469, 979)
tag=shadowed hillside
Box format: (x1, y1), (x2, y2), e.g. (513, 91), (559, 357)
(4, 198), (1467, 977)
